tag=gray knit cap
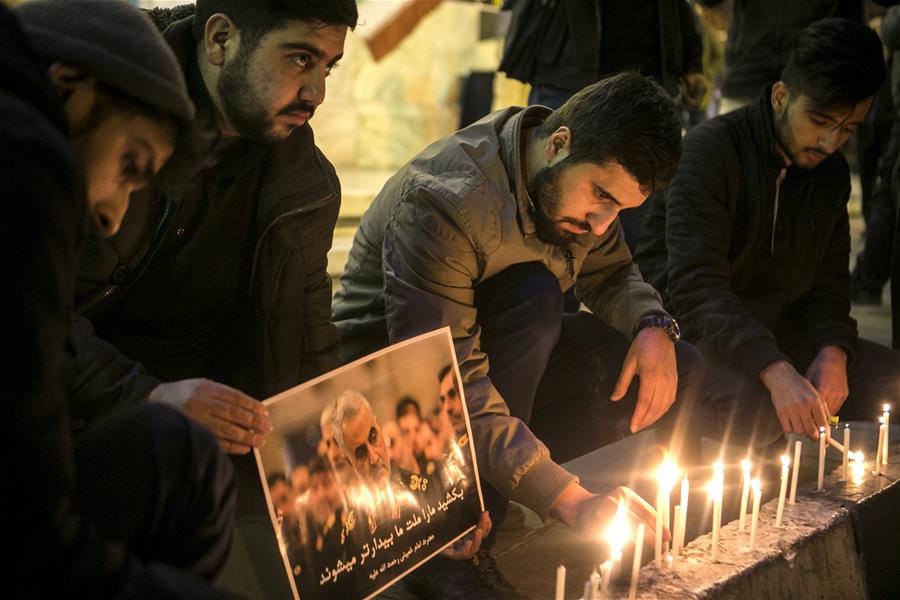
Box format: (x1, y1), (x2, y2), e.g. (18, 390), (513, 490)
(15, 0), (194, 123)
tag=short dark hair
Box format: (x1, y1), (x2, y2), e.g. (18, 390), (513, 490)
(308, 456), (330, 478)
(780, 18), (885, 111)
(396, 396), (422, 420)
(193, 0), (358, 49)
(540, 73), (682, 196)
(267, 472), (288, 488)
(438, 364), (452, 383)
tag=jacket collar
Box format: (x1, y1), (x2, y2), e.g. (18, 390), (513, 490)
(498, 104), (553, 236)
(748, 85), (790, 175)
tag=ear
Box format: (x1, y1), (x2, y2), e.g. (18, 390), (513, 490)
(46, 62), (98, 128)
(771, 82), (789, 115)
(203, 13), (239, 66)
(545, 126), (571, 162)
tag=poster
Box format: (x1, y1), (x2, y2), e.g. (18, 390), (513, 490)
(254, 328), (484, 599)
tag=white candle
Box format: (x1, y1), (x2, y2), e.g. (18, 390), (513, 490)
(775, 455), (790, 527)
(876, 416), (885, 475)
(628, 523), (645, 600)
(883, 404), (891, 466)
(678, 476), (689, 555)
(555, 564), (566, 600)
(738, 458), (751, 532)
(842, 425), (850, 481)
(655, 491), (663, 568)
(589, 568), (600, 600)
(709, 462), (724, 562)
(583, 579), (592, 600)
(657, 457), (678, 553)
(818, 426), (827, 491)
(671, 505), (684, 563)
(599, 561), (611, 598)
(749, 479), (762, 549)
(789, 440), (802, 505)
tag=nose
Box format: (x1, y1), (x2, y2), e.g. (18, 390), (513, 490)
(96, 193), (130, 238)
(819, 128), (843, 154)
(586, 209), (618, 236)
(301, 67), (327, 107)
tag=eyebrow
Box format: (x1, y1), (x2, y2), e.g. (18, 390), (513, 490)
(594, 183), (623, 206)
(279, 42), (344, 64)
(807, 109), (863, 127)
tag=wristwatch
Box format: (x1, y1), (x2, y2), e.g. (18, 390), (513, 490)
(635, 314), (681, 343)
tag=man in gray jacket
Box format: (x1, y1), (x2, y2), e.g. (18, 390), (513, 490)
(333, 73), (704, 597)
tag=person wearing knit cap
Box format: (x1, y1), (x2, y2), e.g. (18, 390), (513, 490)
(2, 1), (242, 597)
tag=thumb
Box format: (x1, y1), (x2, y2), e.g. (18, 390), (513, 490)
(611, 356), (636, 401)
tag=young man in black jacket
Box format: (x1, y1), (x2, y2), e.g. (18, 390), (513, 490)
(636, 18), (900, 449)
(67, 1), (357, 456)
(4, 0), (240, 596)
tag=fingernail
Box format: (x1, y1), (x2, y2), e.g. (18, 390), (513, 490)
(253, 435), (264, 446)
(263, 421), (273, 432)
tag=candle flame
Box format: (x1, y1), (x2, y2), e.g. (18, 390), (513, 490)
(657, 456), (680, 493)
(605, 500), (630, 560)
(741, 458), (751, 474)
(781, 454), (790, 467)
(751, 479), (762, 494)
(884, 403), (891, 413)
(819, 426), (826, 433)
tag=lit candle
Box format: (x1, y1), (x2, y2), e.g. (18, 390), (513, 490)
(655, 491), (663, 568)
(555, 564), (566, 600)
(842, 424), (850, 481)
(749, 479), (762, 549)
(708, 462), (724, 561)
(818, 426), (827, 491)
(789, 440), (801, 505)
(883, 404), (891, 467)
(657, 456), (679, 551)
(671, 505), (684, 563)
(851, 451), (865, 484)
(775, 455), (790, 527)
(605, 499), (629, 580)
(678, 476), (689, 555)
(628, 523), (646, 600)
(738, 458), (751, 532)
(599, 561), (612, 598)
(876, 416), (885, 475)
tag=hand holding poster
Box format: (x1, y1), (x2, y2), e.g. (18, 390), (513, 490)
(254, 328), (484, 599)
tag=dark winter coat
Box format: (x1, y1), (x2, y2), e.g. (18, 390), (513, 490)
(499, 0), (703, 97)
(73, 15), (341, 407)
(635, 91), (858, 378)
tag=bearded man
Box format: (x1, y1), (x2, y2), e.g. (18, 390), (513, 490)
(333, 73), (705, 598)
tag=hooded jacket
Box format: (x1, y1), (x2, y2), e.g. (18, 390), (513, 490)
(635, 91), (857, 376)
(333, 106), (668, 518)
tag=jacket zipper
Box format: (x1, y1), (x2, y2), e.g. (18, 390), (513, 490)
(76, 199), (175, 315)
(247, 193), (335, 295)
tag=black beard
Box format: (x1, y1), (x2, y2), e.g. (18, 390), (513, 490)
(217, 47), (316, 144)
(527, 162), (579, 246)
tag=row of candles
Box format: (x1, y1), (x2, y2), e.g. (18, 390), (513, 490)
(554, 404), (892, 599)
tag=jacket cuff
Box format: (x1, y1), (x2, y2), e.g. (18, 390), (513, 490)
(810, 326), (858, 365)
(507, 456), (577, 520)
(733, 337), (791, 378)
